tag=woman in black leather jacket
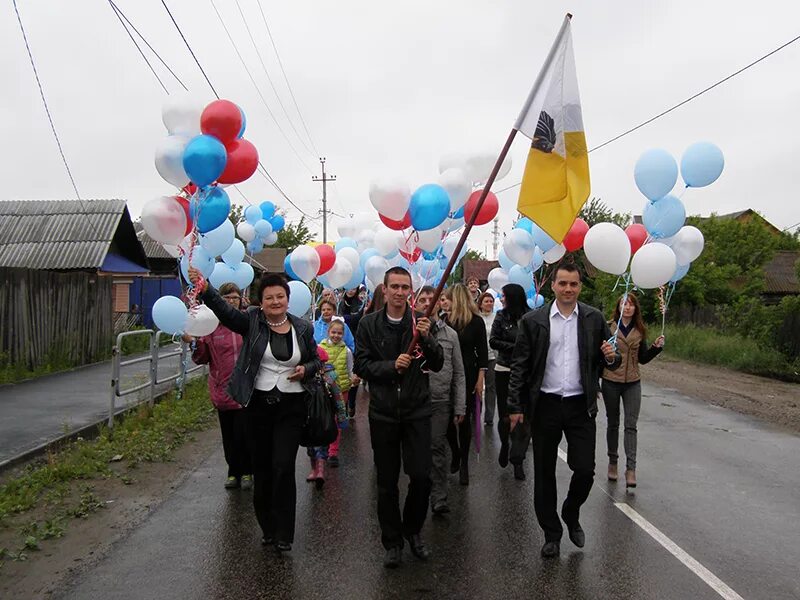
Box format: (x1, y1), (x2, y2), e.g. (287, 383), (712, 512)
(489, 283), (532, 480)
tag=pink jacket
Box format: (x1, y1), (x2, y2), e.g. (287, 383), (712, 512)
(192, 323), (243, 411)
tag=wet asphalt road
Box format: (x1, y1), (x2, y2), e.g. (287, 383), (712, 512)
(58, 382), (799, 600)
(0, 347), (199, 466)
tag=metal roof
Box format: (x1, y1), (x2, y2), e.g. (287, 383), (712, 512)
(0, 199), (127, 269)
(764, 250), (800, 295)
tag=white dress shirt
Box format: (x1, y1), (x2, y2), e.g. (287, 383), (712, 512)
(541, 302), (583, 397)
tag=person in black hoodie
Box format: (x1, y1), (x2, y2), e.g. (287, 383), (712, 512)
(354, 267), (444, 569)
(489, 283), (532, 481)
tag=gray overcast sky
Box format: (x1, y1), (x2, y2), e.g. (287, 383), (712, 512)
(3, 0), (799, 256)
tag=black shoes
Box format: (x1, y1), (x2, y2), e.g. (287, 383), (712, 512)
(541, 541), (560, 558)
(561, 506), (585, 548)
(449, 452), (460, 474)
(275, 541), (292, 552)
(261, 536), (274, 546)
(384, 546), (402, 569)
(513, 464), (526, 481)
(431, 502), (451, 515)
(459, 463), (470, 486)
(405, 534), (431, 561)
(498, 441), (509, 468)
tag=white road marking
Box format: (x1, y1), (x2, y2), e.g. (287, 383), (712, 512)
(556, 447), (744, 600)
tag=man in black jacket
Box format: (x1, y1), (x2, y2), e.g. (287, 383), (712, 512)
(508, 263), (620, 558)
(354, 267), (444, 569)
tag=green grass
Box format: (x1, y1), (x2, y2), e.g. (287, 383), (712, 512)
(661, 324), (800, 382)
(0, 378), (214, 565)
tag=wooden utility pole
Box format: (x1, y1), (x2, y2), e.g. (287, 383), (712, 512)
(312, 157), (336, 243)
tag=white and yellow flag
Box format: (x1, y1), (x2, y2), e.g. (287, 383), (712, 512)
(515, 15), (590, 243)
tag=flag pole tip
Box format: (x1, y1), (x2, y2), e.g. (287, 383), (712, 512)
(566, 12), (573, 19)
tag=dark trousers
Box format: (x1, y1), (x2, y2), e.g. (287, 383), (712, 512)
(447, 375), (478, 467)
(348, 384), (359, 416)
(532, 393), (595, 542)
(218, 409), (251, 478)
(601, 379), (642, 471)
(245, 392), (306, 544)
(370, 418), (432, 550)
(495, 370), (532, 464)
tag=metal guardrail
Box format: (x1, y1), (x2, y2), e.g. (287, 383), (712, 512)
(108, 330), (205, 428)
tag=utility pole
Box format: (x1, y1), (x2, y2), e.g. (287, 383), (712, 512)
(491, 217), (500, 259)
(312, 157), (336, 243)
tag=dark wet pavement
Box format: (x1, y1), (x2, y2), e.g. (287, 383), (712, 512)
(0, 347), (199, 466)
(58, 382), (800, 600)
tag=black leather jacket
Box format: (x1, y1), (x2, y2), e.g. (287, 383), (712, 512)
(507, 302), (621, 417)
(489, 308), (529, 368)
(354, 306), (444, 423)
(200, 286), (320, 407)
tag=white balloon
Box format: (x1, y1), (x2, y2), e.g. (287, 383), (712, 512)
(263, 232), (278, 246)
(162, 244), (180, 258)
(438, 153), (469, 175)
(154, 135), (191, 188)
(184, 305), (219, 337)
(337, 247), (361, 271)
(365, 255), (390, 285)
(442, 235), (460, 259)
(357, 229), (376, 253)
(630, 243), (677, 289)
(369, 179), (411, 221)
(141, 196), (188, 244)
(437, 168), (471, 211)
(375, 228), (401, 257)
(337, 220), (357, 239)
(503, 229), (536, 266)
(161, 93), (203, 136)
(236, 222), (256, 243)
(671, 226), (705, 265)
(416, 228), (443, 253)
(410, 272), (425, 291)
(584, 223), (631, 275)
(327, 258), (354, 289)
(487, 268), (509, 292)
(543, 243), (567, 264)
(289, 245), (321, 284)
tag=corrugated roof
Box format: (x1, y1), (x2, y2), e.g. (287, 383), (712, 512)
(134, 227), (176, 260)
(764, 250), (800, 295)
(0, 199), (125, 269)
(463, 259), (500, 282)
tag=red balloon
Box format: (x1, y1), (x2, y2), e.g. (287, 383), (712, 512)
(563, 218), (589, 252)
(464, 190), (499, 226)
(200, 99), (243, 145)
(399, 247), (421, 263)
(625, 223), (649, 254)
(217, 139), (259, 184)
(181, 183), (198, 197)
(315, 244), (336, 275)
(380, 212), (411, 230)
(173, 195), (193, 236)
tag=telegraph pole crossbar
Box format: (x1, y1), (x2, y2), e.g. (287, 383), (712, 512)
(312, 157), (336, 243)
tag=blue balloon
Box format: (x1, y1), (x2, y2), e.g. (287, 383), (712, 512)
(190, 187), (231, 233)
(221, 238), (245, 265)
(498, 248), (515, 271)
(260, 201), (276, 220)
(152, 295), (188, 334)
(643, 194), (686, 239)
(237, 106), (247, 139)
(244, 205), (262, 225)
(670, 262), (690, 283)
(230, 262), (255, 289)
(395, 257), (411, 271)
(335, 238), (358, 252)
(247, 239), (264, 254)
(528, 222), (556, 253)
(287, 280), (313, 316)
(254, 219), (272, 237)
(453, 206), (465, 219)
(681, 142), (724, 188)
(182, 135), (227, 187)
(269, 214), (285, 232)
(515, 217), (534, 234)
(527, 294), (545, 309)
(360, 248), (380, 271)
(409, 184), (451, 231)
(180, 246), (215, 282)
(284, 254), (300, 280)
(343, 265), (365, 290)
(199, 219), (235, 257)
(508, 265), (533, 292)
(634, 148), (678, 201)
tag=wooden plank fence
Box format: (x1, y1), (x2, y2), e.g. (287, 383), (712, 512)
(0, 267), (113, 370)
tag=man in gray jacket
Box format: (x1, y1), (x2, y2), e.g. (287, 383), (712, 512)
(417, 287), (466, 515)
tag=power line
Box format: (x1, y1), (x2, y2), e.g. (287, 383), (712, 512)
(109, 0), (188, 92)
(256, 162), (317, 218)
(495, 32), (800, 195)
(254, 0), (319, 155)
(160, 0), (219, 99)
(107, 1), (168, 94)
(208, 0), (314, 174)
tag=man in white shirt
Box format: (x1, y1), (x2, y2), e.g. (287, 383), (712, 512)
(507, 262), (620, 558)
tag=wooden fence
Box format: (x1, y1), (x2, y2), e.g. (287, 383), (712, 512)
(0, 267), (113, 370)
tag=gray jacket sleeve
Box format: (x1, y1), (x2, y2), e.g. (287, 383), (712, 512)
(449, 329), (467, 416)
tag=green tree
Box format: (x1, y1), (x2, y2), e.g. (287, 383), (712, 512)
(579, 197), (631, 229)
(276, 216), (314, 253)
(448, 249), (485, 286)
(228, 204), (244, 227)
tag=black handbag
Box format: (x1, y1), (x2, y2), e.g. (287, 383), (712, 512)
(300, 374), (338, 447)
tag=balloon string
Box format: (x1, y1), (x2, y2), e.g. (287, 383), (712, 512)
(609, 273), (632, 349)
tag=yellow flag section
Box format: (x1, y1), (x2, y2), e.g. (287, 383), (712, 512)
(515, 15), (590, 243)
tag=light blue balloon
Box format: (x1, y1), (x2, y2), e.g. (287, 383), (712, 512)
(515, 217), (534, 234)
(344, 265), (365, 290)
(681, 142), (724, 188)
(190, 187), (230, 233)
(182, 134), (227, 188)
(254, 219), (273, 238)
(199, 219), (235, 257)
(230, 262), (254, 289)
(284, 254), (300, 281)
(269, 214), (285, 232)
(508, 265), (533, 292)
(247, 239), (264, 254)
(237, 106), (247, 139)
(499, 248), (514, 271)
(634, 148), (678, 201)
(260, 201), (276, 220)
(643, 194), (686, 239)
(221, 238), (245, 265)
(531, 246), (544, 271)
(527, 294), (545, 309)
(395, 257), (411, 271)
(670, 262), (690, 283)
(244, 205), (262, 225)
(152, 295), (188, 334)
(360, 248), (380, 271)
(209, 262), (235, 288)
(180, 246), (215, 282)
(335, 238), (358, 252)
(529, 222), (556, 253)
(287, 280), (312, 316)
(409, 184), (451, 231)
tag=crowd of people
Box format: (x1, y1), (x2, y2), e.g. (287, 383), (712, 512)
(185, 260), (665, 566)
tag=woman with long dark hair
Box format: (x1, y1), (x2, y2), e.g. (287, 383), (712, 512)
(602, 293), (664, 488)
(490, 283), (532, 481)
(441, 283), (488, 486)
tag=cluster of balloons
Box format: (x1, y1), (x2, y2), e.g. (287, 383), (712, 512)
(237, 201), (285, 254)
